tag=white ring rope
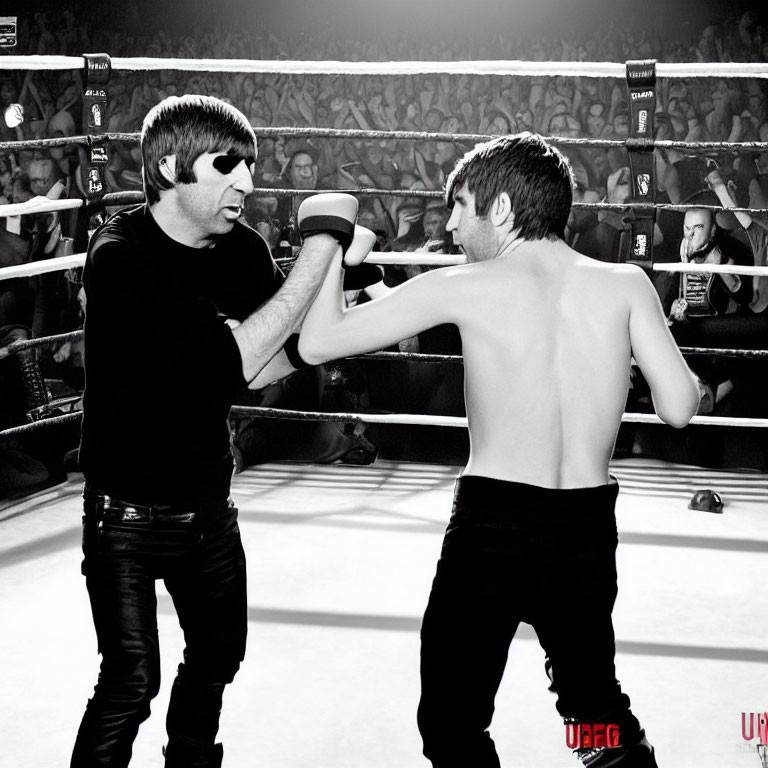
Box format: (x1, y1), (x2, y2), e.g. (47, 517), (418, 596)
(0, 253), (86, 281)
(0, 197), (83, 218)
(652, 262), (768, 276)
(6, 250), (768, 282)
(0, 55), (766, 79)
(227, 406), (768, 430)
(368, 253), (466, 267)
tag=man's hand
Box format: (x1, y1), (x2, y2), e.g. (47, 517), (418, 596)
(669, 297), (688, 322)
(705, 166), (724, 190)
(679, 236), (692, 263)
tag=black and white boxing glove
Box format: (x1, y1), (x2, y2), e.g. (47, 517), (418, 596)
(341, 225), (379, 286)
(342, 225), (377, 267)
(297, 192), (358, 253)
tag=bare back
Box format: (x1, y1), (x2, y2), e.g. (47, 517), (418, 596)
(300, 238), (699, 489)
(454, 245), (634, 488)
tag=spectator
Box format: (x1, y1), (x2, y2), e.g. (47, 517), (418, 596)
(668, 200), (755, 412)
(275, 144), (322, 253)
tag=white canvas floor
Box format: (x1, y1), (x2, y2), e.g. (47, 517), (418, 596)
(1, 458), (767, 767)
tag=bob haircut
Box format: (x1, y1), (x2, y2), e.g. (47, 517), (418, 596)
(445, 132), (574, 241)
(141, 94), (257, 204)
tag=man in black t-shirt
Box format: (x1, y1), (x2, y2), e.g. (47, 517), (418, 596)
(72, 95), (359, 768)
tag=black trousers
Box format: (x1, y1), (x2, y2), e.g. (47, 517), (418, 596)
(71, 490), (247, 768)
(417, 475), (655, 767)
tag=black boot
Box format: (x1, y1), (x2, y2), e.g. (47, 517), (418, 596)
(577, 732), (658, 767)
(163, 740), (223, 768)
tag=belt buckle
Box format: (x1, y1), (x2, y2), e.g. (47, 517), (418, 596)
(120, 506), (143, 522)
(102, 499), (148, 523)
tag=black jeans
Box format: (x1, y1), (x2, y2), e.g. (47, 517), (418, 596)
(417, 475), (655, 767)
(71, 489), (247, 768)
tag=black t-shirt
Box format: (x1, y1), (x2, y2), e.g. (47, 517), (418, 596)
(79, 204), (282, 504)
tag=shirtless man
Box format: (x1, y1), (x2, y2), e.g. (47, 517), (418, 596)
(298, 133), (700, 767)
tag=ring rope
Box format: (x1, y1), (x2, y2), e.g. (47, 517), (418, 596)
(0, 254), (86, 282)
(252, 187), (444, 198)
(1, 192), (766, 222)
(358, 348), (766, 360)
(4, 128), (765, 154)
(2, 406), (767, 442)
(653, 262), (768, 276)
(0, 55), (766, 79)
(0, 411), (82, 438)
(1, 325), (766, 366)
(0, 198), (84, 218)
(0, 330), (83, 360)
(6, 249), (768, 283)
(0, 136), (91, 152)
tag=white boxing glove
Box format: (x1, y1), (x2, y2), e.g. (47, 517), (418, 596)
(343, 225), (377, 267)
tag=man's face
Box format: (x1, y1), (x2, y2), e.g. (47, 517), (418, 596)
(423, 208), (447, 240)
(549, 114), (580, 138)
(28, 159), (56, 196)
(749, 92), (766, 116)
(445, 184), (496, 263)
(175, 151), (255, 243)
(612, 114), (629, 138)
(711, 80), (730, 109)
(682, 209), (714, 255)
(288, 152), (317, 190)
(425, 110), (443, 132)
(586, 104), (606, 137)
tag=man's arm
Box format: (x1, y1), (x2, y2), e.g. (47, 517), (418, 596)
(231, 234), (341, 382)
(298, 240), (459, 365)
(707, 166), (752, 230)
(232, 193), (359, 383)
(627, 267), (700, 428)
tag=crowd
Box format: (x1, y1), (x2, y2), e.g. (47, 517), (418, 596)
(0, 7), (767, 493)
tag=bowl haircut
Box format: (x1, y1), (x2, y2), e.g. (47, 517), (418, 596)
(142, 94), (257, 204)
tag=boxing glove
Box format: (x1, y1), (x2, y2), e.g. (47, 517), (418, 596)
(297, 192), (358, 252)
(343, 225), (377, 268)
(343, 263), (384, 291)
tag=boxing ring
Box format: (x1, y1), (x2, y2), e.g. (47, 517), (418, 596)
(1, 54), (768, 767)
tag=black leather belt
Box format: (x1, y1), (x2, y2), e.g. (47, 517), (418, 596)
(83, 488), (228, 524)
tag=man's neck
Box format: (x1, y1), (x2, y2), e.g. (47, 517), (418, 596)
(151, 198), (212, 249)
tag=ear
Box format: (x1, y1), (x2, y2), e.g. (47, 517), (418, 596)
(489, 192), (513, 228)
(158, 154), (177, 184)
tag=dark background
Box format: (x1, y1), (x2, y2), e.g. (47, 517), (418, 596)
(4, 0), (765, 51)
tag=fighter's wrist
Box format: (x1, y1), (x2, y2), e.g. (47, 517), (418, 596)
(301, 231), (344, 250)
(283, 334), (310, 370)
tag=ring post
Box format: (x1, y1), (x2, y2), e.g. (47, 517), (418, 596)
(82, 53), (111, 202)
(623, 59), (657, 268)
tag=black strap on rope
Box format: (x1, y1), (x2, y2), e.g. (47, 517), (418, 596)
(82, 53), (111, 201)
(623, 59), (657, 267)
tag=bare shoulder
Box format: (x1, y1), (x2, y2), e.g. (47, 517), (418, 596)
(579, 259), (653, 293)
(397, 262), (479, 295)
